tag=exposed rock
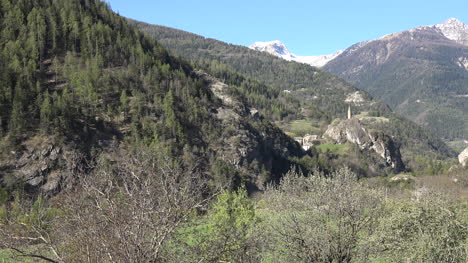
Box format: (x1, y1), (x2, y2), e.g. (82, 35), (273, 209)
(28, 176), (45, 187)
(196, 71), (305, 188)
(459, 148), (468, 166)
(249, 108), (260, 120)
(324, 119), (371, 147)
(456, 57), (468, 70)
(16, 142), (60, 187)
(1, 137), (84, 194)
(324, 118), (404, 171)
(294, 137), (303, 144)
(41, 171), (62, 192)
(303, 134), (319, 142)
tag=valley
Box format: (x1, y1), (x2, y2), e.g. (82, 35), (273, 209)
(132, 19), (456, 173)
(0, 1), (466, 262)
(251, 18), (468, 143)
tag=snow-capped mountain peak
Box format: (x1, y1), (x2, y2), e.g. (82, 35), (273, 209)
(434, 18), (468, 45)
(441, 17), (464, 26)
(249, 40), (295, 61)
(249, 41), (342, 67)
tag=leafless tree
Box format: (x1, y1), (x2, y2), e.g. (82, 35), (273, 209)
(54, 146), (213, 263)
(1, 145), (214, 263)
(262, 167), (383, 263)
(0, 195), (64, 262)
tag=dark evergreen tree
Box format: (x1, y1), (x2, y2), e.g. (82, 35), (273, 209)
(40, 90), (51, 133)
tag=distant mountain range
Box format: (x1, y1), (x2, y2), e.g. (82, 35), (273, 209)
(249, 40), (343, 67)
(250, 18), (468, 68)
(252, 18), (468, 140)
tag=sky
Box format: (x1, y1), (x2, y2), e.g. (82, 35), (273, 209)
(106, 0), (468, 56)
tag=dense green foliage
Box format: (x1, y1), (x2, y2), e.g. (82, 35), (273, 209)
(0, 0), (307, 192)
(373, 197), (467, 262)
(174, 188), (258, 262)
(0, 0), (199, 145)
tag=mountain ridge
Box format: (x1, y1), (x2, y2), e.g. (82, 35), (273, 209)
(323, 18), (468, 140)
(249, 18), (468, 69)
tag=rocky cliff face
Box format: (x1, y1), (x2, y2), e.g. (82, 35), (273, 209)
(198, 71), (305, 186)
(324, 119), (404, 171)
(1, 137), (85, 195)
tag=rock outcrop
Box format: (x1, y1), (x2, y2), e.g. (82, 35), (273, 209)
(324, 118), (404, 171)
(459, 148), (468, 166)
(197, 71), (305, 187)
(1, 137), (83, 195)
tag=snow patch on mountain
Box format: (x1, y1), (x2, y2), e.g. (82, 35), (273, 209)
(375, 18), (468, 46)
(249, 18), (467, 68)
(249, 40), (342, 67)
(294, 50), (344, 67)
(456, 57), (468, 70)
(249, 40), (295, 61)
(434, 18), (468, 46)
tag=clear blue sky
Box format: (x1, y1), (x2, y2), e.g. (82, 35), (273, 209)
(106, 0), (468, 56)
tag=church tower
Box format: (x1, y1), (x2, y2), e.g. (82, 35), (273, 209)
(347, 105), (352, 119)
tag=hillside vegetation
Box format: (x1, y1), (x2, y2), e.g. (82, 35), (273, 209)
(132, 21), (456, 167)
(131, 21), (390, 119)
(0, 1), (466, 262)
(0, 0), (310, 198)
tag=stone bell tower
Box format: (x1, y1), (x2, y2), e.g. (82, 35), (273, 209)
(347, 105), (352, 119)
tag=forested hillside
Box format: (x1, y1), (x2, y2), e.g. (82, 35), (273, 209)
(132, 21), (455, 165)
(131, 21), (390, 119)
(0, 0), (308, 197)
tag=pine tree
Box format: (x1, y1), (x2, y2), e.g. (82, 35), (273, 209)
(163, 89), (177, 138)
(52, 56), (60, 83)
(59, 88), (72, 130)
(45, 7), (59, 53)
(40, 91), (52, 133)
(9, 95), (25, 136)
